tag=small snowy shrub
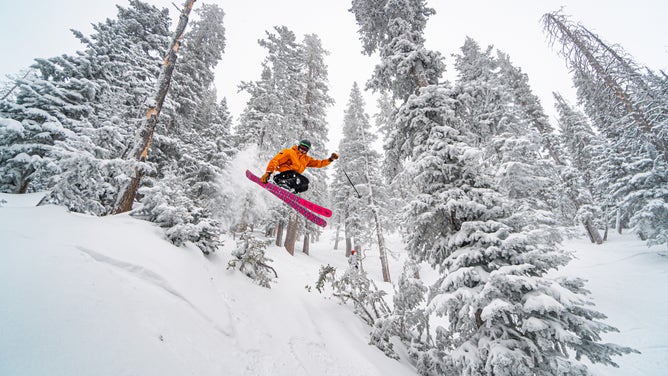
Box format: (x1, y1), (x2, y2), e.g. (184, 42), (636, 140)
(227, 230), (276, 288)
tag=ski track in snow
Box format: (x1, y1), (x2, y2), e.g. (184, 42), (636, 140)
(75, 245), (233, 337)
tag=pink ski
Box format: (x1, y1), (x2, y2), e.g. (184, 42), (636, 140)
(246, 170), (328, 227)
(246, 170), (331, 217)
(292, 195), (332, 218)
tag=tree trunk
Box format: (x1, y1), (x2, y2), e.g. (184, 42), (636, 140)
(545, 13), (667, 163)
(358, 123), (391, 282)
(411, 60), (430, 88)
(284, 214), (298, 255)
(113, 0), (197, 214)
(584, 219), (604, 244)
(372, 210), (391, 283)
(275, 221), (285, 246)
(18, 175), (31, 194)
(302, 232), (310, 255)
(333, 224), (341, 250)
(345, 237), (352, 257)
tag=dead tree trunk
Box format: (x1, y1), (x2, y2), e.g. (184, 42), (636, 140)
(113, 0), (196, 214)
(543, 12), (667, 163)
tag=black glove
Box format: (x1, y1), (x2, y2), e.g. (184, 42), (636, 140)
(329, 152), (339, 162)
(261, 172), (272, 183)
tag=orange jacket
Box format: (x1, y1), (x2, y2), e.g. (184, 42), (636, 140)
(266, 145), (331, 174)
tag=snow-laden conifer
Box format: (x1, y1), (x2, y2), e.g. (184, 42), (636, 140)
(543, 11), (668, 246)
(0, 56), (98, 194)
(351, 1), (638, 373)
(228, 230), (276, 288)
(332, 82), (393, 280)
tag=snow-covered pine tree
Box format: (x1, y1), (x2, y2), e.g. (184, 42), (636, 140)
(237, 27), (334, 253)
(293, 33), (335, 254)
(0, 57), (96, 195)
(114, 0), (196, 214)
(331, 82), (392, 281)
(350, 0), (444, 100)
(369, 260), (429, 362)
(228, 229), (276, 288)
(350, 0), (445, 179)
(255, 26), (306, 149)
(452, 40), (563, 238)
(401, 85), (637, 375)
(350, 0), (447, 263)
(134, 3), (231, 254)
(542, 10), (667, 163)
(493, 45), (604, 242)
(236, 66), (281, 150)
(169, 3), (226, 120)
(351, 1), (637, 373)
(543, 11), (668, 246)
(34, 0), (171, 214)
(553, 93), (615, 230)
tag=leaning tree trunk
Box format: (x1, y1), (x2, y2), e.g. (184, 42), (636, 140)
(113, 0), (196, 214)
(543, 12), (667, 163)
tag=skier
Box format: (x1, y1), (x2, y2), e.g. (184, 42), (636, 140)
(261, 139), (338, 193)
(348, 249), (359, 270)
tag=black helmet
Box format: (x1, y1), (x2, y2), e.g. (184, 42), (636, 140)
(298, 139), (311, 150)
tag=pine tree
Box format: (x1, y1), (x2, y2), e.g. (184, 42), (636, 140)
(237, 27), (334, 253)
(292, 33), (335, 254)
(332, 82), (392, 281)
(554, 93), (612, 232)
(402, 84), (637, 375)
(228, 230), (277, 288)
(2, 0), (173, 214)
(135, 2), (232, 254)
(0, 56), (97, 194)
(350, 0), (445, 180)
(543, 11), (668, 246)
(115, 0), (197, 214)
(542, 10), (667, 162)
(169, 3), (226, 120)
(236, 66), (281, 150)
(351, 1), (637, 372)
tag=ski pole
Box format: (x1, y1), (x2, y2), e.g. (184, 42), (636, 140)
(342, 168), (362, 199)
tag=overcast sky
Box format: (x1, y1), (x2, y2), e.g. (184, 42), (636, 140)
(1, 0), (666, 151)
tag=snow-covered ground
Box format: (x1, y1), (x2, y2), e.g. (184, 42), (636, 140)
(1, 192), (666, 375)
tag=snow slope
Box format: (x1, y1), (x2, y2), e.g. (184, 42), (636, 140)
(0, 192), (666, 375)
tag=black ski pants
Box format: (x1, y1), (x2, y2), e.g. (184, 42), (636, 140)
(273, 170), (309, 193)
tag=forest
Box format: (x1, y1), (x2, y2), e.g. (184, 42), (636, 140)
(0, 0), (666, 374)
